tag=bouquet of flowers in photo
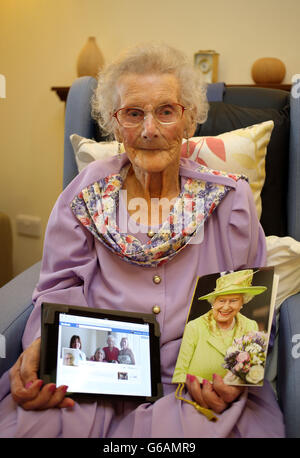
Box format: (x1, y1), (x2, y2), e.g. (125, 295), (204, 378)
(223, 331), (268, 385)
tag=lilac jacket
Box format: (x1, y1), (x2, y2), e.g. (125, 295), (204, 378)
(0, 155), (285, 438)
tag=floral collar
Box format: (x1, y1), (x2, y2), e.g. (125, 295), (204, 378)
(70, 163), (244, 268)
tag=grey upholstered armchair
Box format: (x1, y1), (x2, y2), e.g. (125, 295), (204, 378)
(1, 76), (300, 437)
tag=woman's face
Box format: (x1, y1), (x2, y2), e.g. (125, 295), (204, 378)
(64, 353), (73, 365)
(71, 338), (81, 349)
(120, 339), (128, 349)
(212, 294), (244, 328)
(95, 350), (104, 361)
(114, 73), (194, 174)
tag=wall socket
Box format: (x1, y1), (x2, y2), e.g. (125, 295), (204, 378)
(16, 214), (42, 238)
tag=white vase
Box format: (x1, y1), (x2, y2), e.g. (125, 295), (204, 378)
(76, 37), (105, 78)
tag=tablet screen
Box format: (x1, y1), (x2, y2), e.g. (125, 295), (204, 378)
(56, 312), (152, 397)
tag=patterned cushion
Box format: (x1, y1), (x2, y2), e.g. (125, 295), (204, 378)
(182, 121), (274, 219)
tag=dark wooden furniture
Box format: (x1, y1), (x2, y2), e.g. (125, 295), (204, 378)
(51, 83), (292, 103)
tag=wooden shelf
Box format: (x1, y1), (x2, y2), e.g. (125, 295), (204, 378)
(227, 83), (291, 91)
(51, 86), (70, 102)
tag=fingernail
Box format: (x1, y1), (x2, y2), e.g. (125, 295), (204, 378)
(65, 399), (75, 409)
(48, 384), (56, 393)
(25, 381), (33, 389)
(203, 379), (209, 385)
(186, 374), (196, 383)
(61, 385), (69, 394)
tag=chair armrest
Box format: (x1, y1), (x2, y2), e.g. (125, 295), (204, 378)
(0, 261), (41, 377)
(288, 79), (300, 241)
(277, 292), (300, 437)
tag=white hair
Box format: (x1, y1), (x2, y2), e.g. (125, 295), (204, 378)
(91, 43), (209, 136)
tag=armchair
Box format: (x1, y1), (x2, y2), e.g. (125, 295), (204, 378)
(1, 76), (300, 437)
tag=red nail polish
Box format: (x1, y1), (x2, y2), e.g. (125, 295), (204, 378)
(25, 381), (33, 389)
(61, 385), (69, 394)
(203, 379), (210, 385)
(48, 384), (56, 393)
(187, 374), (196, 383)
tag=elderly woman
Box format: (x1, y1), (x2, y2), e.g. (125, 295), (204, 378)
(63, 351), (75, 367)
(103, 335), (119, 363)
(90, 348), (106, 362)
(0, 44), (284, 438)
(172, 270), (266, 384)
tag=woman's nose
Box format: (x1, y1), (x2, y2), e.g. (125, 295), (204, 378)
(221, 301), (231, 309)
(141, 113), (159, 139)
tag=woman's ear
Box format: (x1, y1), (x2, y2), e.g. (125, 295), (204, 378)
(184, 108), (197, 138)
(114, 127), (123, 143)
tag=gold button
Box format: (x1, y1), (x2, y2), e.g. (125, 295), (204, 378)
(152, 305), (161, 314)
(153, 275), (162, 284)
(147, 230), (155, 238)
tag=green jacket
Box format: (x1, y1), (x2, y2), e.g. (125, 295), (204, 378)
(172, 311), (258, 383)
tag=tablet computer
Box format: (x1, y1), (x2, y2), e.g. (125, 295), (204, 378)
(40, 302), (162, 403)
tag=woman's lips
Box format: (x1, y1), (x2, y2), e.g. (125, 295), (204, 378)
(219, 311), (232, 316)
(137, 146), (166, 151)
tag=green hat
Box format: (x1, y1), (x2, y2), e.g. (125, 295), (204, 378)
(198, 269), (267, 304)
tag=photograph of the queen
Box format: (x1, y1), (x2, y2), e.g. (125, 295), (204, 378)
(172, 269), (274, 386)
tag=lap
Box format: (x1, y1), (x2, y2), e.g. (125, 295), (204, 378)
(0, 381), (285, 438)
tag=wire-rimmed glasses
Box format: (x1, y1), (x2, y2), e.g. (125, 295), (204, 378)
(113, 103), (187, 128)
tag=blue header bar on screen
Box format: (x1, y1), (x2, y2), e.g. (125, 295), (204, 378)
(59, 319), (149, 336)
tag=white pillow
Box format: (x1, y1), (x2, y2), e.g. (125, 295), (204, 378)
(266, 235), (300, 309)
(70, 134), (123, 172)
(264, 235), (300, 391)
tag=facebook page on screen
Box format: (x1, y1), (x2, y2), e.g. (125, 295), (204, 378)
(56, 313), (152, 397)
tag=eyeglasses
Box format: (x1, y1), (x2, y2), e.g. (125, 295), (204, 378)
(113, 103), (187, 128)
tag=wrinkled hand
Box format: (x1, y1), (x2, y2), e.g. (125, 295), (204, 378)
(186, 373), (245, 414)
(9, 338), (75, 411)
